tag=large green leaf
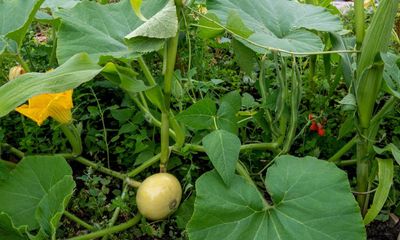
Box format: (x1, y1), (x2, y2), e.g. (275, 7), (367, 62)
(0, 53), (102, 118)
(188, 155), (365, 240)
(0, 0), (44, 36)
(205, 0), (342, 54)
(0, 0), (44, 54)
(125, 0), (177, 39)
(42, 0), (79, 11)
(55, 0), (173, 63)
(36, 176), (75, 239)
(0, 160), (13, 181)
(0, 156), (74, 232)
(202, 130), (241, 185)
(35, 176), (75, 239)
(216, 91), (241, 134)
(197, 13), (224, 39)
(231, 39), (257, 75)
(364, 159), (393, 225)
(0, 36), (17, 55)
(176, 98), (217, 130)
(0, 213), (27, 240)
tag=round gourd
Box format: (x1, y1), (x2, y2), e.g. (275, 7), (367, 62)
(136, 173), (182, 220)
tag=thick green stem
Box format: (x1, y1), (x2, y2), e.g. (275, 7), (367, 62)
(61, 154), (126, 180)
(137, 57), (157, 86)
(127, 153), (162, 178)
(64, 211), (95, 231)
(67, 214), (141, 240)
(160, 113), (170, 172)
(354, 0), (365, 49)
(60, 124), (82, 156)
(74, 156), (125, 180)
(125, 178), (142, 188)
(131, 94), (177, 140)
(160, 22), (180, 171)
(356, 134), (370, 215)
(328, 136), (358, 162)
(169, 111), (185, 149)
(239, 142), (280, 151)
(163, 35), (179, 108)
(337, 159), (357, 167)
(1, 143), (25, 158)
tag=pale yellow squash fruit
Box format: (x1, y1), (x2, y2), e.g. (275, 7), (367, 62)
(136, 173), (182, 220)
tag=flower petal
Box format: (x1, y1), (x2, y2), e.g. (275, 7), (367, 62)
(47, 102), (72, 125)
(15, 105), (49, 126)
(16, 89), (73, 125)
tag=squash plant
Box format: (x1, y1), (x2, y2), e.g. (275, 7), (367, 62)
(0, 0), (398, 239)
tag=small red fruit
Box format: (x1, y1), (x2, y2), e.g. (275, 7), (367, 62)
(308, 113), (314, 121)
(310, 121), (318, 131)
(317, 123), (325, 136)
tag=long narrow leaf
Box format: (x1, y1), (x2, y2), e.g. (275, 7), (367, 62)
(0, 53), (102, 118)
(364, 158), (394, 225)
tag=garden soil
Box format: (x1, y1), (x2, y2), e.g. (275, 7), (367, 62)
(367, 219), (400, 240)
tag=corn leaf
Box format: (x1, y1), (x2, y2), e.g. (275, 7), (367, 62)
(364, 158), (394, 225)
(0, 53), (102, 119)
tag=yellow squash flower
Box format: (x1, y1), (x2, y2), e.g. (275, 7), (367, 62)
(16, 90), (74, 126)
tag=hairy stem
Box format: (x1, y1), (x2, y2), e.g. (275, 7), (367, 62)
(60, 124), (82, 156)
(64, 211), (95, 231)
(131, 94), (177, 140)
(160, 20), (180, 171)
(127, 153), (162, 178)
(0, 143), (25, 158)
(61, 154), (126, 180)
(67, 214), (141, 240)
(137, 57), (157, 86)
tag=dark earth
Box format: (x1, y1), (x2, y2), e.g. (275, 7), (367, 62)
(367, 219), (400, 240)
